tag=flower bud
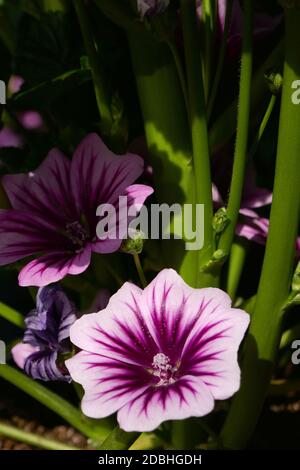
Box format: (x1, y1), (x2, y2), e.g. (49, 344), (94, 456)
(121, 230), (145, 255)
(212, 207), (230, 234)
(265, 70), (283, 95)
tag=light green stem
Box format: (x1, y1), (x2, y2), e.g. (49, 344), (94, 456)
(98, 426), (139, 450)
(221, 6), (300, 449)
(202, 0), (215, 100)
(0, 302), (25, 329)
(43, 0), (66, 12)
(0, 365), (111, 443)
(73, 0), (112, 135)
(0, 421), (79, 450)
(133, 253), (147, 288)
(181, 0), (215, 288)
(226, 238), (248, 300)
(249, 94), (277, 159)
(218, 0), (253, 257)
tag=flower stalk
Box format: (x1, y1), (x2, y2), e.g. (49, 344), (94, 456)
(221, 4), (300, 448)
(180, 0), (215, 288)
(218, 0), (253, 258)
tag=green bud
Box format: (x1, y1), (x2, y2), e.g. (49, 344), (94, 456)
(121, 230), (145, 255)
(212, 208), (230, 235)
(200, 249), (227, 274)
(264, 70), (283, 95)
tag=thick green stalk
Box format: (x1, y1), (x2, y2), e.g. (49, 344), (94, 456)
(0, 365), (111, 443)
(218, 0), (253, 257)
(98, 426), (139, 451)
(0, 302), (25, 329)
(221, 6), (300, 449)
(181, 0), (215, 288)
(0, 421), (79, 450)
(127, 30), (198, 287)
(73, 0), (112, 135)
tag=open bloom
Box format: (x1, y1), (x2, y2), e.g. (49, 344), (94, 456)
(12, 285), (76, 381)
(66, 269), (249, 432)
(0, 133), (153, 286)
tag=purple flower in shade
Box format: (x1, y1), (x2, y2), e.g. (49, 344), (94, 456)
(0, 133), (153, 287)
(137, 0), (170, 18)
(66, 269), (249, 432)
(212, 178), (273, 245)
(0, 127), (24, 149)
(11, 285), (76, 381)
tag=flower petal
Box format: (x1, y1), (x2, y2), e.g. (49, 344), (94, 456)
(66, 351), (151, 419)
(117, 375), (214, 432)
(18, 247), (91, 287)
(24, 349), (70, 382)
(70, 133), (145, 225)
(11, 342), (39, 369)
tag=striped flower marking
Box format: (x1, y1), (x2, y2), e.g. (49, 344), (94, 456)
(66, 269), (249, 432)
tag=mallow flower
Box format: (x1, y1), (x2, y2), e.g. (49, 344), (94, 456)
(66, 269), (249, 432)
(11, 285), (76, 382)
(0, 133), (153, 286)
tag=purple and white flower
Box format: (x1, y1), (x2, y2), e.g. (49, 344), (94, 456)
(12, 285), (76, 382)
(66, 269), (249, 432)
(0, 133), (153, 287)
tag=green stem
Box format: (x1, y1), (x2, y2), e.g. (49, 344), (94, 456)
(73, 0), (112, 134)
(181, 0), (215, 288)
(0, 365), (110, 443)
(202, 0), (215, 100)
(226, 238), (248, 300)
(221, 6), (300, 449)
(166, 40), (189, 115)
(43, 0), (66, 12)
(0, 421), (79, 450)
(249, 94), (277, 159)
(133, 253), (147, 288)
(0, 302), (25, 329)
(280, 324), (300, 350)
(207, 0), (233, 120)
(218, 0), (253, 257)
(98, 426), (139, 450)
(209, 40), (283, 152)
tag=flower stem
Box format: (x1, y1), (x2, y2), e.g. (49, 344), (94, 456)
(218, 0), (253, 257)
(0, 365), (111, 444)
(0, 421), (79, 450)
(73, 0), (112, 135)
(0, 302), (25, 329)
(207, 0), (233, 120)
(202, 0), (215, 100)
(248, 94), (277, 159)
(226, 238), (248, 300)
(181, 0), (215, 288)
(133, 253), (147, 288)
(98, 426), (139, 450)
(221, 6), (300, 449)
(166, 39), (189, 116)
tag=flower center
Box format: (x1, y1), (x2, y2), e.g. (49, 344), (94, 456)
(65, 221), (88, 251)
(151, 353), (178, 386)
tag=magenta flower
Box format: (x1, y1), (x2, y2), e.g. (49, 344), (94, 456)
(0, 133), (153, 287)
(66, 269), (249, 432)
(12, 285), (76, 382)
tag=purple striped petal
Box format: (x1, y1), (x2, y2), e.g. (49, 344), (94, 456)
(18, 246), (92, 287)
(24, 349), (70, 382)
(117, 376), (214, 432)
(11, 343), (39, 369)
(70, 133), (145, 227)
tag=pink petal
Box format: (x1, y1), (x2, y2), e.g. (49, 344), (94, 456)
(2, 148), (75, 225)
(11, 342), (39, 369)
(18, 247), (91, 287)
(117, 375), (214, 432)
(0, 127), (24, 149)
(70, 133), (145, 215)
(66, 351), (150, 419)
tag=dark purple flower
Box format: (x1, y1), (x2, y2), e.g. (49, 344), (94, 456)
(0, 133), (153, 287)
(0, 127), (24, 149)
(137, 0), (170, 18)
(12, 285), (76, 381)
(66, 269), (249, 432)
